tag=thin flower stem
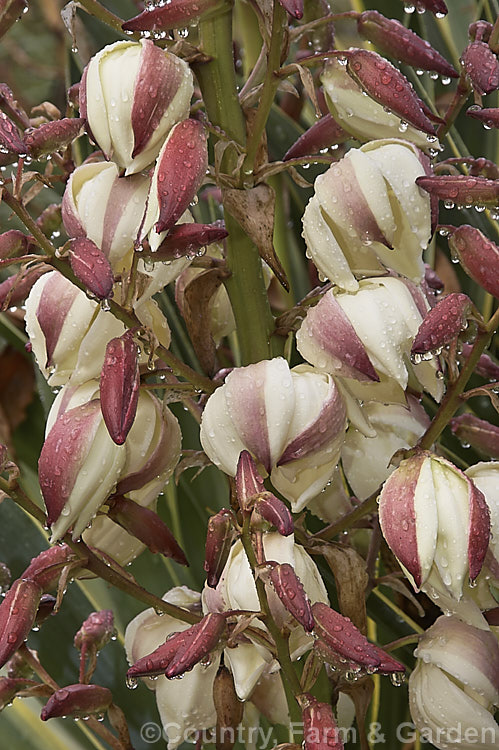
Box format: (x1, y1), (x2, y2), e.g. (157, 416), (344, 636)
(313, 493), (378, 542)
(382, 634), (421, 653)
(289, 11), (359, 40)
(76, 0), (132, 38)
(436, 74), (471, 140)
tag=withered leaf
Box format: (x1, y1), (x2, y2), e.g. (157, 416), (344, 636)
(314, 542), (369, 634)
(183, 267), (230, 375)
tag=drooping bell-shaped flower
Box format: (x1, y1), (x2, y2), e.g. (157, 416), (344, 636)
(80, 39), (193, 175)
(301, 139), (432, 291)
(200, 358), (347, 512)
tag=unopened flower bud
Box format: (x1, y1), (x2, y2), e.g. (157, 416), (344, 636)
(345, 49), (435, 135)
(122, 0), (221, 32)
(235, 450), (265, 511)
(268, 563), (314, 631)
(379, 452), (490, 599)
(460, 343), (499, 380)
(81, 40), (193, 175)
(24, 118), (85, 159)
(467, 106), (499, 129)
(253, 493), (294, 536)
(40, 683), (112, 721)
(278, 0), (303, 18)
(451, 415), (499, 459)
(35, 594), (57, 626)
(0, 676), (35, 711)
(0, 579), (43, 668)
(144, 222), (228, 261)
(100, 331), (140, 445)
(107, 496), (188, 565)
(357, 12), (457, 78)
(0, 229), (29, 260)
(416, 175), (499, 206)
(22, 545), (76, 593)
(204, 510), (234, 588)
(312, 602), (382, 671)
(36, 203), (62, 236)
(0, 110), (24, 154)
(411, 292), (473, 356)
(460, 41), (499, 96)
(447, 225), (499, 299)
(144, 119), (208, 235)
(68, 237), (114, 300)
(0, 0), (28, 40)
(414, 0), (447, 15)
(300, 694), (344, 750)
(283, 114), (349, 161)
(74, 610), (114, 653)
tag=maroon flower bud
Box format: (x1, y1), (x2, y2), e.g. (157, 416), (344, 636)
(0, 579), (43, 668)
(300, 694), (344, 750)
(283, 115), (349, 161)
(22, 545), (76, 593)
(146, 221), (228, 261)
(107, 496), (188, 565)
(424, 264), (444, 292)
(253, 493), (294, 536)
(0, 266), (48, 310)
(0, 110), (24, 154)
(459, 343), (499, 381)
(411, 293), (473, 357)
(204, 509), (234, 588)
(36, 203), (62, 236)
(468, 21), (492, 44)
(357, 12), (457, 79)
(40, 683), (112, 721)
(268, 563), (314, 631)
(416, 175), (499, 207)
(0, 676), (36, 710)
(127, 613), (225, 680)
(100, 331), (140, 445)
(74, 610), (114, 655)
(0, 230), (29, 260)
(235, 450), (265, 511)
(311, 602), (381, 670)
(460, 42), (499, 96)
(24, 118), (85, 159)
(68, 237), (114, 300)
(35, 594), (57, 626)
(0, 0), (28, 40)
(345, 49), (436, 136)
(448, 225), (499, 299)
(148, 119), (208, 235)
(411, 0), (447, 16)
(67, 83), (80, 110)
(278, 0), (303, 19)
(122, 0), (221, 32)
(467, 106), (499, 129)
(0, 83), (28, 129)
(450, 414), (499, 459)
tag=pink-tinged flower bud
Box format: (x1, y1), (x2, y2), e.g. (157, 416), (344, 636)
(22, 545), (76, 593)
(0, 229), (29, 260)
(0, 676), (36, 710)
(411, 0), (447, 15)
(62, 162), (151, 275)
(466, 462), (499, 585)
(278, 0), (303, 19)
(81, 40), (193, 175)
(100, 331), (140, 445)
(128, 613), (225, 680)
(145, 222), (228, 261)
(460, 343), (499, 381)
(74, 610), (114, 652)
(0, 110), (24, 154)
(0, 0), (28, 40)
(447, 225), (499, 299)
(357, 12), (457, 79)
(283, 114), (349, 161)
(297, 278), (444, 406)
(411, 292), (473, 356)
(461, 41), (499, 96)
(235, 450), (265, 511)
(107, 496), (188, 565)
(68, 237), (114, 300)
(204, 509), (234, 588)
(254, 493), (294, 536)
(468, 21), (492, 43)
(302, 140), (432, 291)
(467, 106), (499, 129)
(451, 415), (499, 459)
(312, 602), (381, 671)
(201, 359), (346, 512)
(122, 0), (221, 32)
(0, 579), (43, 668)
(144, 119), (208, 235)
(409, 616), (499, 750)
(416, 175), (499, 207)
(379, 452), (490, 600)
(40, 684), (112, 721)
(0, 266), (47, 311)
(24, 118), (85, 159)
(322, 59), (439, 152)
(345, 50), (435, 136)
(300, 694), (344, 750)
(268, 563), (314, 631)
